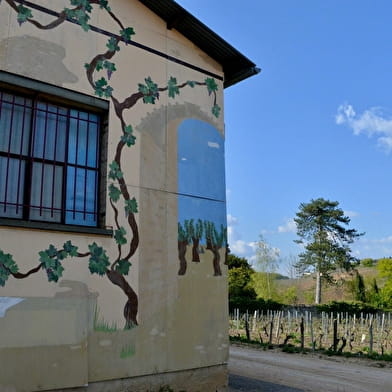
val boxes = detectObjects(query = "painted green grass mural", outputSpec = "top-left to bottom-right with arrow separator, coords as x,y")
0,0 -> 220,329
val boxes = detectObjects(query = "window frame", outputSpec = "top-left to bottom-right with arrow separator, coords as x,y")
0,71 -> 112,236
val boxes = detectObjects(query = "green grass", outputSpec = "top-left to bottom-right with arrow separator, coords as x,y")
93,306 -> 119,332
120,344 -> 135,359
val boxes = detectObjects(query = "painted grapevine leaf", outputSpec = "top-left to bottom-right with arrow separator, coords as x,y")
125,197 -> 138,215
205,77 -> 218,95
16,5 -> 33,26
108,161 -> 123,180
0,250 -> 18,273
121,125 -> 136,147
138,77 -> 159,104
46,261 -> 64,282
63,240 -> 78,257
106,37 -> 120,52
187,80 -> 196,88
168,77 -> 179,98
94,77 -> 113,98
98,0 -> 111,11
120,27 -> 135,43
212,104 -> 221,118
115,259 -> 131,275
103,61 -> 116,79
88,243 -> 110,275
109,184 -> 121,202
114,227 -> 127,245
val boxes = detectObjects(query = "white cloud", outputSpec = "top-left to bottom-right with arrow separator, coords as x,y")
351,235 -> 392,259
230,240 -> 257,256
227,214 -> 257,261
336,103 -> 392,152
207,141 -> 220,149
277,218 -> 297,233
227,214 -> 238,226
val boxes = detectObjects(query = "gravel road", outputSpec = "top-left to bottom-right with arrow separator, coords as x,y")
228,345 -> 392,392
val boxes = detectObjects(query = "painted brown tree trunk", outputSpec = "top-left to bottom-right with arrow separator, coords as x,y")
178,240 -> 188,275
191,237 -> 200,262
206,239 -> 222,276
106,270 -> 138,329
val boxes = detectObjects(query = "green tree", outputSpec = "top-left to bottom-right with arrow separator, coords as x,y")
377,258 -> 392,308
366,278 -> 381,306
254,235 -> 280,300
227,254 -> 256,300
352,270 -> 366,302
294,198 -> 364,304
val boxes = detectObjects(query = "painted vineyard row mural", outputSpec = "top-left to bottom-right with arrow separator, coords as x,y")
177,119 -> 227,276
0,0 -> 222,329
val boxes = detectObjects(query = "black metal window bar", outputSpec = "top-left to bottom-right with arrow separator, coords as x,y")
0,90 -> 100,227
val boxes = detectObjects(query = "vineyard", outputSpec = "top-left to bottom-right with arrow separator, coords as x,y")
229,309 -> 392,356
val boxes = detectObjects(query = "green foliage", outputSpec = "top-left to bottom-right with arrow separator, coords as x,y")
204,221 -> 227,247
211,104 -> 221,118
106,37 -> 120,52
377,258 -> 392,278
252,272 -> 284,302
121,125 -> 136,147
227,253 -> 257,306
167,77 -> 180,98
227,254 -> 250,270
120,344 -> 135,358
64,0 -> 96,32
187,80 -> 196,88
99,60 -> 116,79
138,77 -> 159,104
115,259 -> 131,275
361,258 -> 375,267
17,5 -> 33,25
281,286 -> 299,305
120,27 -> 135,43
351,270 -> 366,302
377,258 -> 392,307
98,0 -> 111,11
94,77 -> 113,98
88,243 -> 110,275
178,222 -> 189,242
108,161 -> 123,180
229,296 -> 283,313
0,250 -> 18,286
39,245 -> 67,282
114,227 -> 127,245
125,197 -> 138,215
294,198 -> 363,303
94,306 -> 118,332
316,301 -> 379,316
108,183 -> 121,202
205,77 -> 218,95
63,240 -> 78,257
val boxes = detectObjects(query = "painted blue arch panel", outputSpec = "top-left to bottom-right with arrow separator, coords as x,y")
178,119 -> 227,242
178,119 -> 225,201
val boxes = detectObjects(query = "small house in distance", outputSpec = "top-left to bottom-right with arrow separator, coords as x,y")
0,1 -> 258,391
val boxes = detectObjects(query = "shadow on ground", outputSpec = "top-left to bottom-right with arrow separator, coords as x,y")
228,374 -> 305,392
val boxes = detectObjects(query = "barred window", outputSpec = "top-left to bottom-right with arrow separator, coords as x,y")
0,89 -> 102,227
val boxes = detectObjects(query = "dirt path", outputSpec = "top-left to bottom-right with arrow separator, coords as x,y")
228,345 -> 392,392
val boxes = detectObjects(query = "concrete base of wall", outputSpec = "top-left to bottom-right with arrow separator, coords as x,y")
53,364 -> 228,392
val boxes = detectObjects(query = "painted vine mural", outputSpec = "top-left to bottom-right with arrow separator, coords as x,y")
0,0 -> 221,329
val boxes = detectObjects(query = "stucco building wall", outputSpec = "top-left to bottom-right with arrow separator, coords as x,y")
0,1 -> 228,391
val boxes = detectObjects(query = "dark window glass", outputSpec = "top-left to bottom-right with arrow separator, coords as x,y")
0,90 -> 101,227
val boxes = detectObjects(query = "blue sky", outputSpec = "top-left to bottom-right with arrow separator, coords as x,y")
177,0 -> 392,272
